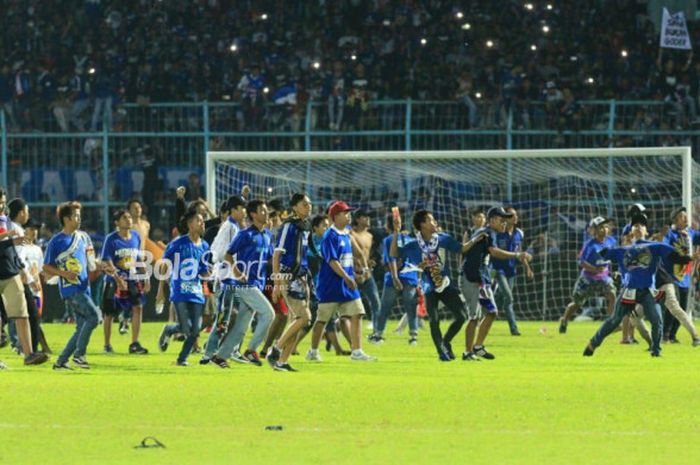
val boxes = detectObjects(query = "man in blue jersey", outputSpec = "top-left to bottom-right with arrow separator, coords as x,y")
391,209 -> 488,361
156,210 -> 210,366
461,207 -> 533,361
209,200 -> 275,369
45,201 -> 112,370
559,216 -> 617,333
100,209 -> 149,354
662,206 -> 700,343
267,193 -> 313,371
200,195 -> 246,364
584,214 -> 692,357
307,201 -> 376,362
492,207 -> 533,336
371,214 -> 420,345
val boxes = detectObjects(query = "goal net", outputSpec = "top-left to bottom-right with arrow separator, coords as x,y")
207,148 -> 699,321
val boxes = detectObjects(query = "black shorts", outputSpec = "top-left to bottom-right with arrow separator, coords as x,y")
101,279 -> 119,317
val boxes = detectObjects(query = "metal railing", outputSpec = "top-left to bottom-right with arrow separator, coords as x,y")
1,99 -> 698,235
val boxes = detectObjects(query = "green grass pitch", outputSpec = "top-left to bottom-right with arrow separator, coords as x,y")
2,320 -> 699,465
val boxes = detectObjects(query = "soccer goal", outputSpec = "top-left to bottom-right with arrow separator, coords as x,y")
207,147 -> 699,321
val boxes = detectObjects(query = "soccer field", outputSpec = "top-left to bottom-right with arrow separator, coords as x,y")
2,321 -> 699,465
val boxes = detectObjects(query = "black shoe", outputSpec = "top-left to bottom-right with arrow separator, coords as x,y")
583,345 -> 594,356
443,342 -> 456,360
129,342 -> 149,354
210,356 -> 230,368
266,346 -> 281,366
559,320 -> 567,334
174,334 -> 186,342
158,326 -> 170,352
199,356 -> 211,365
651,351 -> 661,357
273,362 -> 298,372
511,330 -> 521,336
72,356 -> 90,369
0,332 -> 8,348
438,350 -> 452,362
325,338 -> 332,352
473,345 -> 494,360
462,352 -> 480,361
53,362 -> 73,371
24,352 -> 49,366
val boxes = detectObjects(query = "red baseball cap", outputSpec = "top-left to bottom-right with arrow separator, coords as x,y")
328,201 -> 355,219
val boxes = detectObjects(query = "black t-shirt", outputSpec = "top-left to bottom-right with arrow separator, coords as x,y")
0,239 -> 23,280
461,227 -> 497,284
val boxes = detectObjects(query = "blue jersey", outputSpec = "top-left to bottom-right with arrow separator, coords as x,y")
227,225 -> 273,290
101,230 -> 141,283
44,231 -> 93,299
275,220 -> 309,273
602,240 -> 674,289
382,233 -> 419,288
461,227 -> 498,285
397,233 -> 462,293
579,236 -> 617,281
162,235 -> 210,304
317,226 -> 360,303
492,228 -> 525,278
663,228 -> 700,288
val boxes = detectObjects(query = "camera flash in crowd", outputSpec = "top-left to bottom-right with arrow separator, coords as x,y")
630,187 -> 637,194
89,67 -> 96,74
260,13 -> 268,20
546,4 -> 553,10
475,92 -> 482,99
312,61 -> 321,69
586,77 -> 595,84
229,44 -> 237,52
267,187 -> 273,193
621,49 -> 628,58
486,40 -> 494,48
263,87 -> 269,94
382,19 -> 391,26
530,44 -> 537,51
455,12 -> 463,19
420,38 -> 427,45
542,25 -> 550,33
351,54 -> 357,61
461,23 -> 471,30
524,3 -> 534,11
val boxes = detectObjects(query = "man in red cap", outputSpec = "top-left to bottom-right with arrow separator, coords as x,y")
306,201 -> 376,362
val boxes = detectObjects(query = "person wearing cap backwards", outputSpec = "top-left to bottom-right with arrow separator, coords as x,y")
307,201 -> 376,362
199,195 -> 247,365
559,216 -> 617,334
461,207 -> 533,361
661,206 -> 700,344
584,214 -> 692,357
391,209 -> 494,361
491,207 -> 533,337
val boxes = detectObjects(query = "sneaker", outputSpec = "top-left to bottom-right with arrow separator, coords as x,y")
305,349 -> 322,362
462,352 -> 480,361
210,356 -> 230,368
473,345 -> 495,360
368,335 -> 385,345
104,344 -> 114,354
350,350 -> 377,361
129,342 -> 148,354
243,350 -> 263,366
408,337 -> 417,346
442,342 -> 456,360
52,362 -> 73,371
583,345 -> 595,356
119,319 -> 129,335
176,360 -> 189,366
230,350 -> 250,364
273,362 -> 298,372
0,332 -> 8,348
692,338 -> 700,347
438,351 -> 452,362
650,351 -> 661,357
260,348 -> 268,359
72,356 -> 90,369
199,356 -> 211,365
630,338 -> 640,345
267,346 -> 281,365
24,352 -> 49,366
558,319 -> 567,334
174,334 -> 186,342
511,330 -> 522,336
620,338 -> 632,345
158,326 -> 170,352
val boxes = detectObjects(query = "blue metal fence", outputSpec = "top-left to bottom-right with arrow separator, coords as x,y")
1,99 -> 697,235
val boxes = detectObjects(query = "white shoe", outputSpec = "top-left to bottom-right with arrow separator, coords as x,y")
305,349 -> 322,362
230,350 -> 250,364
351,350 -> 377,361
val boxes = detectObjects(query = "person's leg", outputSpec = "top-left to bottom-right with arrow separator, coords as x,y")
400,285 -> 419,339
309,302 -> 335,353
359,277 -> 381,331
245,289 -> 275,351
588,295 -> 629,352
662,284 -> 698,340
669,286 -> 689,341
73,293 -> 101,359
57,297 -> 82,365
375,285 -> 398,337
104,315 -> 113,348
441,287 -> 466,347
639,291 -> 663,356
177,302 -> 203,363
277,296 -> 311,364
424,291 -> 443,354
496,273 -> 518,334
216,300 -> 254,360
203,286 -> 232,358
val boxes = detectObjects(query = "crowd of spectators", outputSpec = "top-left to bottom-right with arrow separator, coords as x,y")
2,0 -> 700,133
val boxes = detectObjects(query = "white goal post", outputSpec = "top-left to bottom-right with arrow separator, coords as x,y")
206,147 -> 697,321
